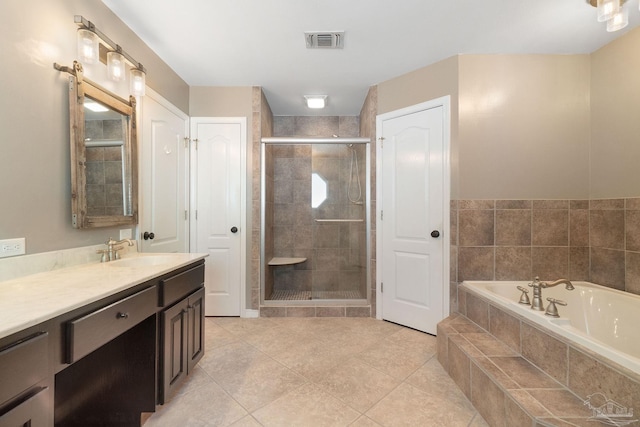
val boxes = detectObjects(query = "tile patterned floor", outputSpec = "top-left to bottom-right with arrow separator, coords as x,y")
144,317 -> 489,427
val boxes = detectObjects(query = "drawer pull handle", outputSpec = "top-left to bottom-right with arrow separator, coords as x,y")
116,312 -> 129,319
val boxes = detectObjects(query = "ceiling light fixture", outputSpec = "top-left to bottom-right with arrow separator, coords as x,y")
588,0 -> 633,32
73,15 -> 147,96
304,95 -> 327,109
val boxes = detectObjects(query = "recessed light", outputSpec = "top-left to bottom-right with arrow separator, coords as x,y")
304,95 -> 327,109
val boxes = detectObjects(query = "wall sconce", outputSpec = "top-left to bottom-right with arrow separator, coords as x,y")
74,16 -> 147,95
304,95 -> 328,109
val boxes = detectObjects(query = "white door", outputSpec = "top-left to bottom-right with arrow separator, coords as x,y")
190,118 -> 245,316
377,98 -> 450,334
140,89 -> 189,253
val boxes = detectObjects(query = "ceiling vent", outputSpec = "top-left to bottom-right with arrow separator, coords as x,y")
305,31 -> 344,49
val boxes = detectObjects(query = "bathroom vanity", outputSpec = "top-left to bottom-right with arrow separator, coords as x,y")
0,252 -> 206,426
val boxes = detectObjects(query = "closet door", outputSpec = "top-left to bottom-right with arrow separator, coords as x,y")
190,118 -> 246,316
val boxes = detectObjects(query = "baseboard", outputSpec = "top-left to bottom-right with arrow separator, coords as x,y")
242,309 -> 259,318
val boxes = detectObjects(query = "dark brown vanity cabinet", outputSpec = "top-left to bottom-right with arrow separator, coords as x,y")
159,264 -> 205,404
0,331 -> 51,427
0,259 -> 205,426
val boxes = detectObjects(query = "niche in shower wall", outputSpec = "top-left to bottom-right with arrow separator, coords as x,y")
261,117 -> 370,303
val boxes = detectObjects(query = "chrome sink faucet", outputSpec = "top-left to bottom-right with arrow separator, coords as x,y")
527,277 -> 574,311
97,238 -> 134,262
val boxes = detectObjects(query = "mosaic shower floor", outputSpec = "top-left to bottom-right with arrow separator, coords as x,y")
269,289 -> 364,300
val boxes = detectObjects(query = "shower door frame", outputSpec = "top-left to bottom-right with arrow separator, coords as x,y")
260,137 -> 371,306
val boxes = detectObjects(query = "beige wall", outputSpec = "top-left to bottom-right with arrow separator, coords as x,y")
189,86 -> 253,117
0,0 -> 188,254
377,55 -> 460,198
458,55 -> 591,200
590,28 -> 640,199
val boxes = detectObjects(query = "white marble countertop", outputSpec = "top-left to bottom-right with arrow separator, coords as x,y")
0,252 -> 207,340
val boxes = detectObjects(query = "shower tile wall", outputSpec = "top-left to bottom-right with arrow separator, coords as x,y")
84,119 -> 125,216
452,198 -> 640,305
252,87 -> 274,309
359,86 -> 378,315
266,116 -> 367,300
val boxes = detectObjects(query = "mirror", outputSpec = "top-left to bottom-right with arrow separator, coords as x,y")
67,61 -> 138,228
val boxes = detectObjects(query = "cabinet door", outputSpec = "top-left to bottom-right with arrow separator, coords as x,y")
0,386 -> 49,427
187,287 -> 205,373
161,298 -> 189,403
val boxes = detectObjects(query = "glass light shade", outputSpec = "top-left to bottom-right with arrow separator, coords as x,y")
77,29 -> 98,64
597,0 -> 620,22
607,8 -> 629,31
107,51 -> 126,82
130,68 -> 146,96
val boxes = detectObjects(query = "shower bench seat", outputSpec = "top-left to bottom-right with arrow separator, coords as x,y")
267,257 -> 307,266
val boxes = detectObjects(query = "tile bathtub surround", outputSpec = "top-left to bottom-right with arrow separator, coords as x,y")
454,198 -> 640,295
144,316 -> 488,427
437,314 -> 632,427
439,293 -> 640,427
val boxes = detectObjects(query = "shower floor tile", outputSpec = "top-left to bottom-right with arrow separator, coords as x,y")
270,289 -> 363,300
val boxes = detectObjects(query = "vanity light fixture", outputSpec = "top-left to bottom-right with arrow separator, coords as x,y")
588,0 -> 633,32
305,95 -> 327,109
74,15 -> 147,94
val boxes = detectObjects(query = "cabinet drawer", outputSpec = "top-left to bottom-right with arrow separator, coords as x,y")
0,332 -> 48,407
67,286 -> 156,363
0,386 -> 49,427
160,264 -> 204,307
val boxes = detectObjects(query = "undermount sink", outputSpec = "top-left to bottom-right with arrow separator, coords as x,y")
109,256 -> 176,268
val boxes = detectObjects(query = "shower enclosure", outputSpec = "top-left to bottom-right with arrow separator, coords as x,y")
261,137 -> 370,303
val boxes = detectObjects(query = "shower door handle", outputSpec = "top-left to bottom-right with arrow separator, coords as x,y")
230,226 -> 238,233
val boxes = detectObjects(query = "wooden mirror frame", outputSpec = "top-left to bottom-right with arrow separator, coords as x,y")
67,61 -> 138,229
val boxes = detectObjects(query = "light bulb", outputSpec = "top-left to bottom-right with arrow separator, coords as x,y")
107,51 -> 126,82
77,29 -> 98,64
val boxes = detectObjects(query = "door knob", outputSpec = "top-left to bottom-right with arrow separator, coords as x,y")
230,226 -> 238,233
143,231 -> 155,240
431,230 -> 440,238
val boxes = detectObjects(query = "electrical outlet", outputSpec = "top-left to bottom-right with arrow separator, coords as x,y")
119,229 -> 132,240
0,238 -> 26,258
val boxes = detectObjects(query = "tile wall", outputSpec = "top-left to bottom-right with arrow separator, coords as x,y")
251,87 -> 274,310
359,86 -> 378,316
452,198 -> 640,301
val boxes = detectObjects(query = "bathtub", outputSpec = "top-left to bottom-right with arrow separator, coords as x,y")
461,280 -> 640,376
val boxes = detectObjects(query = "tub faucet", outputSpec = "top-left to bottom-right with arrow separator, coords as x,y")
97,238 -> 134,262
528,277 -> 574,311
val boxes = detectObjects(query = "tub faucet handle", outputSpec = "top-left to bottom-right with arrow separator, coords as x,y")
528,277 -> 545,311
545,297 -> 567,318
516,286 -> 531,305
